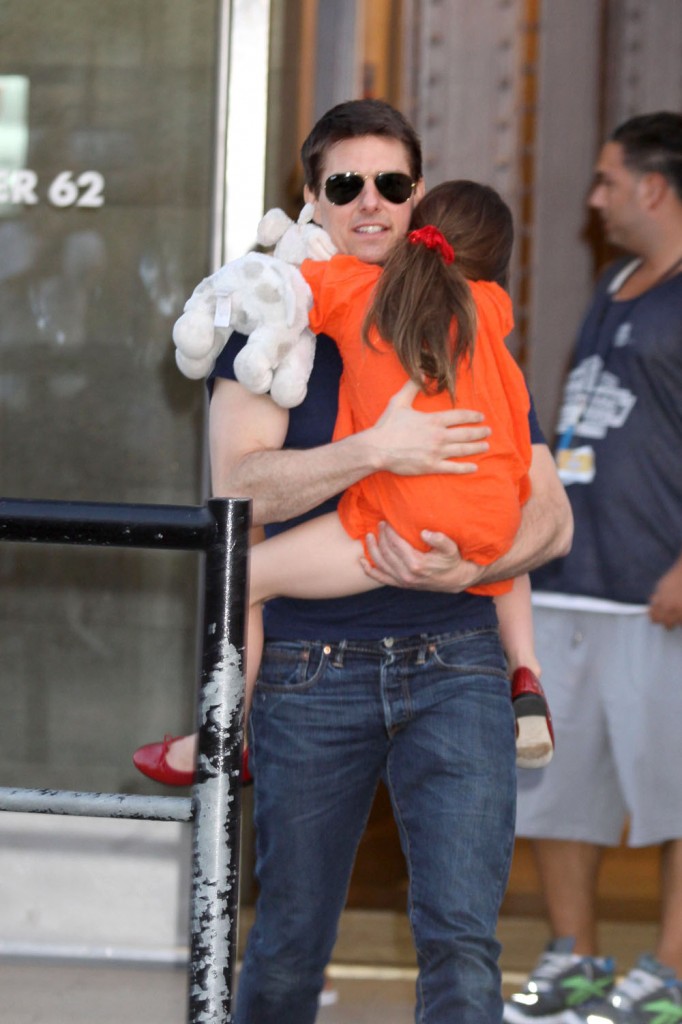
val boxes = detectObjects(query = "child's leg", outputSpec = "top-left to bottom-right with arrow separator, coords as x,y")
134,514 -> 377,782
494,574 -> 540,676
494,575 -> 554,770
243,511 -> 375,730
152,589 -> 266,778
249,511 -> 380,604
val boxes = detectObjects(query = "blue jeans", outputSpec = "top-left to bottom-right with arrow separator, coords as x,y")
235,628 -> 516,1024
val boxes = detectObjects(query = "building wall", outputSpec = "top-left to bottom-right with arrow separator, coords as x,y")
401,0 -> 682,435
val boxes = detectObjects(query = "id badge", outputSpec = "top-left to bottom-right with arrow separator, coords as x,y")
556,445 -> 595,484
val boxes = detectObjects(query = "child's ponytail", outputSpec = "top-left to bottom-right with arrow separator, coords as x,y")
363,223 -> 477,400
362,179 -> 514,401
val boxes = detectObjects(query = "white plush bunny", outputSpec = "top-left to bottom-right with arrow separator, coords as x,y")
172,204 -> 336,407
256,201 -> 337,264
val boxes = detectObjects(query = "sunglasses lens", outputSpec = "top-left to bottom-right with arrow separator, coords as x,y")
324,172 -> 415,205
324,173 -> 364,205
375,173 -> 414,204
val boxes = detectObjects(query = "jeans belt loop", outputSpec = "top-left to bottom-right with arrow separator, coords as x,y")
331,640 -> 347,669
416,634 -> 429,665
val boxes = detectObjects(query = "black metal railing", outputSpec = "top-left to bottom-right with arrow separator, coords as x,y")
0,495 -> 250,1023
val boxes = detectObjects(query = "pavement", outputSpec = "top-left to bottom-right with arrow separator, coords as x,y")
1,915 -> 659,1023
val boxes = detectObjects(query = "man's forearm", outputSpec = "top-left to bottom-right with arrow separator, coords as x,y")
223,431 -> 380,526
359,443 -> 574,593
211,378 -> 491,527
475,444 -> 573,583
475,476 -> 573,584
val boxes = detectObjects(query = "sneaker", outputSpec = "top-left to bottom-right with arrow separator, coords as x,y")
318,977 -> 339,1007
562,954 -> 682,1023
503,937 -> 615,1023
511,667 -> 555,769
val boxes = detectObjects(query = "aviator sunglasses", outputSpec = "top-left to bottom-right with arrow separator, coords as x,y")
323,171 -> 416,206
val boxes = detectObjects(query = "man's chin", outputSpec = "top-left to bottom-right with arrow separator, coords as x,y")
348,233 -> 394,265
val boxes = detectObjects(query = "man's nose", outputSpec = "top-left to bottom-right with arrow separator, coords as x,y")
588,184 -> 602,209
358,178 -> 381,209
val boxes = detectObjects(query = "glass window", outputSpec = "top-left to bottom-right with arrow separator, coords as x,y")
0,0 -> 219,793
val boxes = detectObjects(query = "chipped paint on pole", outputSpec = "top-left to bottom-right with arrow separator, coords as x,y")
188,497 -> 250,1023
0,494 -> 251,1021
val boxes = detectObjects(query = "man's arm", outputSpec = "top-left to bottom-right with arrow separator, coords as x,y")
649,552 -> 682,629
209,377 -> 492,526
360,443 -> 573,591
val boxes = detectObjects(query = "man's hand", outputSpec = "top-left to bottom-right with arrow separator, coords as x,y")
368,380 -> 490,476
359,443 -> 573,593
361,523 -> 486,593
649,556 -> 682,629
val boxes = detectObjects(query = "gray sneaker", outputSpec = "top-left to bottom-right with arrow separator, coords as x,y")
562,953 -> 682,1023
503,938 -> 615,1023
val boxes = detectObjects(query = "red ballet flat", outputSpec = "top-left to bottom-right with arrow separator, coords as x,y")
511,667 -> 555,769
133,736 -> 254,787
133,735 -> 194,787
241,745 -> 253,787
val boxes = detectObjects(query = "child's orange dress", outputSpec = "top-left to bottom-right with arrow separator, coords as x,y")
300,254 -> 531,596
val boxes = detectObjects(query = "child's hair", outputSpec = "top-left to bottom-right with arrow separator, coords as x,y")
363,179 -> 514,398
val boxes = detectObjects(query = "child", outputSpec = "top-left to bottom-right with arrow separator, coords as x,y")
134,180 -> 553,786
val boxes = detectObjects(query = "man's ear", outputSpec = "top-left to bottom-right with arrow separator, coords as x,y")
639,170 -> 668,210
414,178 -> 426,203
303,184 -> 321,224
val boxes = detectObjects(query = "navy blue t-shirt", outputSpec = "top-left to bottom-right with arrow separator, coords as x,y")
533,259 -> 682,603
211,330 -> 545,641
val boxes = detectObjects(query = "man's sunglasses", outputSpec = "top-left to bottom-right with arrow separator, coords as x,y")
323,171 -> 416,206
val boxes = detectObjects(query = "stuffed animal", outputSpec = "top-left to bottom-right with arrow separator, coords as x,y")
256,201 -> 336,264
172,204 -> 336,407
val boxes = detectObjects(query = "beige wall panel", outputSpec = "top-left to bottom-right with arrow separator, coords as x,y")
605,0 -> 682,127
401,0 -> 526,352
526,0 -> 602,435
405,0 -> 522,195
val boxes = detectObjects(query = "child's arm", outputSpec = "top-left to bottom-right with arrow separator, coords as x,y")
495,576 -> 554,769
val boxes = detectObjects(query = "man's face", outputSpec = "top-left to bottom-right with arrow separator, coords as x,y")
588,141 -> 647,251
304,135 -> 425,265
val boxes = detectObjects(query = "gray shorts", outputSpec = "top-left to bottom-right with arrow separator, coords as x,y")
515,601 -> 682,847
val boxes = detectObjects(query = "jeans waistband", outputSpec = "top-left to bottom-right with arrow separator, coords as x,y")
266,626 -> 499,668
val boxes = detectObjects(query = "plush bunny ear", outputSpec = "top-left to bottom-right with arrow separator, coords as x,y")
256,207 -> 294,248
297,202 -> 316,226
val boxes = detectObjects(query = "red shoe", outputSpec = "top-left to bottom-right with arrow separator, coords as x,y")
511,667 -> 554,769
241,746 -> 253,787
133,736 -> 254,787
133,735 -> 194,787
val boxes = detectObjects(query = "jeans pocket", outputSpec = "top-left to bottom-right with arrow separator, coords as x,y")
429,628 -> 508,678
257,641 -> 330,694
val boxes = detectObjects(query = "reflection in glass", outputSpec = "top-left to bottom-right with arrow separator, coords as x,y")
0,1 -> 219,794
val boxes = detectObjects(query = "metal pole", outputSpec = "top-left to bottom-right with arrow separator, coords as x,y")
188,496 -> 250,1023
0,497 -> 214,551
0,787 -> 191,822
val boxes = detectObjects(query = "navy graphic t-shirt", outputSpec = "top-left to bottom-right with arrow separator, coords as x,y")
534,259 -> 682,604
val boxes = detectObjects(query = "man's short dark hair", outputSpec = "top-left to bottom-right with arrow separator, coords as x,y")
612,111 -> 682,200
301,98 -> 423,194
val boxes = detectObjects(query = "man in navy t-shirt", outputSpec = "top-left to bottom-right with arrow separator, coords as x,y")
506,112 -> 682,1024
209,100 -> 573,1023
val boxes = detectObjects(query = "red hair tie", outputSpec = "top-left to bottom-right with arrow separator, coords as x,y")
408,225 -> 455,264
